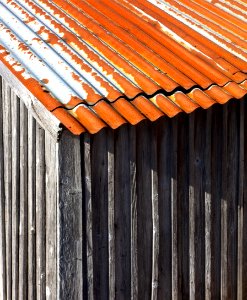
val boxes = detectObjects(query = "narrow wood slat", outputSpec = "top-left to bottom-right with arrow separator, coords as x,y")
242,100 -> 247,299
45,131 -> 57,299
36,124 -> 46,300
171,118 -> 178,300
107,130 -> 115,300
189,111 -> 206,299
221,104 -> 229,300
91,129 -> 109,299
151,124 -> 159,300
177,115 -> 190,298
19,101 -> 28,300
205,109 -> 212,300
0,77 -> 7,300
115,126 -> 131,299
130,126 -> 138,300
136,121 -> 152,300
58,131 -> 83,299
237,100 -> 245,300
226,102 -> 239,299
2,81 -> 12,300
11,91 -> 20,300
157,118 -> 172,299
210,105 -> 222,299
83,133 -> 94,300
27,113 -> 36,300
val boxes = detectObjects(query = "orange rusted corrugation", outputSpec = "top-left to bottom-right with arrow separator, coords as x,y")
0,0 -> 246,134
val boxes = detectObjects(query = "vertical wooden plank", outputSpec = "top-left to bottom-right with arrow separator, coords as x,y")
136,121 -> 152,300
0,77 -> 7,300
91,129 -> 109,299
242,100 -> 247,299
226,102 -> 238,299
157,118 -> 172,300
177,114 -> 190,299
130,126 -> 138,300
221,102 -> 239,299
11,92 -> 20,300
221,104 -> 228,300
171,118 -> 178,300
107,130 -> 115,300
237,100 -> 244,300
205,109 -> 212,300
2,81 -> 12,300
189,110 -> 206,300
189,113 -> 196,300
28,113 -> 36,300
151,124 -> 159,300
115,125 -> 131,300
45,132 -> 57,300
36,124 -> 46,300
83,133 -> 94,300
210,105 -> 222,299
19,100 -> 28,300
57,130 -> 83,300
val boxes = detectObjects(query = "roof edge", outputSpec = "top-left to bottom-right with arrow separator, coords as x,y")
0,61 -> 62,141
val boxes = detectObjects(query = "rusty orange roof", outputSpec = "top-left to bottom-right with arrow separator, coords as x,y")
0,0 -> 246,134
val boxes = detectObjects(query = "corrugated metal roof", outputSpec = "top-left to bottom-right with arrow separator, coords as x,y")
0,0 -> 246,134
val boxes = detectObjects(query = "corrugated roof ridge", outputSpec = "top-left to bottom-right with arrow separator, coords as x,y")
150,0 -> 247,61
127,0 -> 247,73
83,0 -> 234,86
170,0 -> 247,39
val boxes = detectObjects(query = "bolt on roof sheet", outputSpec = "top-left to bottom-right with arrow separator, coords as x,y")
0,0 -> 246,134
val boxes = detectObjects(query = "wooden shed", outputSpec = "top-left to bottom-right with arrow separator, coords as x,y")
0,0 -> 247,299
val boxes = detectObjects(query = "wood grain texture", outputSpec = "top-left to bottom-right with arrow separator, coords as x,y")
45,132 -> 57,300
19,99 -> 28,300
0,62 -> 61,140
83,133 -> 94,300
91,129 -> 109,300
11,91 -> 20,300
114,126 -> 131,300
0,77 -> 7,300
0,76 -> 246,300
136,121 -> 152,300
157,117 -> 172,300
130,126 -> 138,300
57,130 -> 83,300
2,81 -> 12,300
36,124 -> 46,300
27,112 -> 36,300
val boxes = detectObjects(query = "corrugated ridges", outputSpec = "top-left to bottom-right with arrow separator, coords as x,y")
0,0 -> 246,134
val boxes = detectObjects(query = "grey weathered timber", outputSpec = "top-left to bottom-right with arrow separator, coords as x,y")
19,100 -> 28,300
45,131 -> 57,300
0,77 -> 6,300
83,133 -> 94,300
27,112 -> 36,300
107,130 -> 115,300
11,91 -> 20,300
0,78 -> 58,299
2,81 -> 12,300
0,72 -> 246,300
57,130 -> 83,300
0,62 -> 61,140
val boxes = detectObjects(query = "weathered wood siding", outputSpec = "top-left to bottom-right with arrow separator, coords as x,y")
0,77 -> 57,300
59,99 -> 247,299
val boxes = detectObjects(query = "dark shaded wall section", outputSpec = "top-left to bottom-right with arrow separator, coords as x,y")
78,99 -> 246,300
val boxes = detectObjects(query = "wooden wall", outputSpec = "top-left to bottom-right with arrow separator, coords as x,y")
60,98 -> 247,299
0,77 -> 57,300
0,71 -> 246,300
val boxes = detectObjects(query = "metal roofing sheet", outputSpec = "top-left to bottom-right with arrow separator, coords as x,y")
0,0 -> 246,134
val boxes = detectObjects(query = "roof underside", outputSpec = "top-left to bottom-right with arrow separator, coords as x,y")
0,0 -> 247,134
